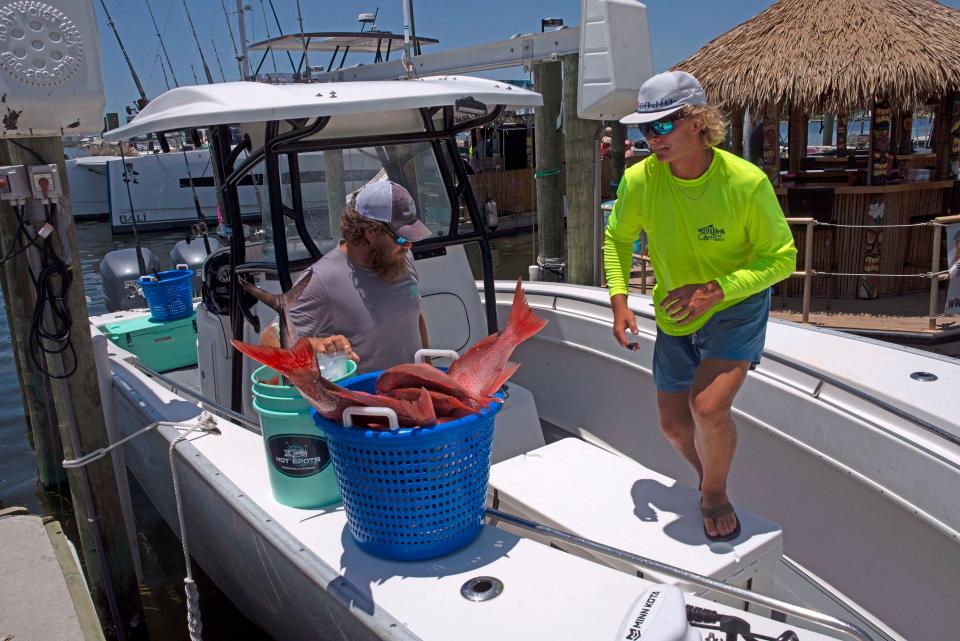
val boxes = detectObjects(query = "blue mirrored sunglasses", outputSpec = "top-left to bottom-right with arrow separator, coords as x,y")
639,112 -> 685,138
382,224 -> 410,245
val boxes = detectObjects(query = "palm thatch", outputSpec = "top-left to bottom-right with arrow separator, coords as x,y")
673,0 -> 960,113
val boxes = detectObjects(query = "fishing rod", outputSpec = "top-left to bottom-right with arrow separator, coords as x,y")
263,0 -> 297,72
118,144 -> 148,275
156,53 -> 171,91
182,0 -> 215,84
180,137 -> 213,254
98,0 -> 149,108
257,0 -> 280,77
144,0 -> 179,87
211,39 -> 227,82
190,64 -> 199,85
218,0 -> 243,79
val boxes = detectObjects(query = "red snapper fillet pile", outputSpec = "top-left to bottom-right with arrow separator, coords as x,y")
232,279 -> 547,428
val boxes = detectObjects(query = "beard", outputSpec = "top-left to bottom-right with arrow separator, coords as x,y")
369,242 -> 409,282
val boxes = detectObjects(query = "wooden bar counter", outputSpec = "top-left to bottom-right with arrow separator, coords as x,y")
774,179 -> 953,299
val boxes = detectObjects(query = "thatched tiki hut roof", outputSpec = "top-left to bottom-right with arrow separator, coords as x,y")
673,0 -> 960,114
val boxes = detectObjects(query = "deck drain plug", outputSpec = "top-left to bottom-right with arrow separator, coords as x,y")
460,576 -> 503,602
910,371 -> 938,382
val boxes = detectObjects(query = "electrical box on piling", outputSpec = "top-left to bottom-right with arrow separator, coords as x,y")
576,0 -> 654,121
0,0 -> 105,137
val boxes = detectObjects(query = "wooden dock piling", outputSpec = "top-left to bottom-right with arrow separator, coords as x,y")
562,53 -> 600,286
0,137 -> 142,640
533,60 -> 564,279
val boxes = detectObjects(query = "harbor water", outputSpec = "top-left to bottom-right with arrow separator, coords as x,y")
0,220 -> 537,640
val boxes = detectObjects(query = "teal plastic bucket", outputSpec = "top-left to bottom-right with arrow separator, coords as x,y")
251,361 -> 357,412
253,398 -> 341,509
250,361 -> 356,508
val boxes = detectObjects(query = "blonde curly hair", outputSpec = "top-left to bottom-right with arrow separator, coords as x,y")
680,104 -> 728,149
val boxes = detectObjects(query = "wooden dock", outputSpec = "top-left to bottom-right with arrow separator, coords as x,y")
0,508 -> 105,641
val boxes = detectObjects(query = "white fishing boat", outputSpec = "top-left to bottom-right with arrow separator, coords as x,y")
87,15 -> 960,641
67,155 -> 116,220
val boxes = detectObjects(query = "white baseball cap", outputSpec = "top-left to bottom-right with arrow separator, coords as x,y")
620,71 -> 706,125
354,180 -> 432,243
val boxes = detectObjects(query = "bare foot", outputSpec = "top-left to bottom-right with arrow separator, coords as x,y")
700,491 -> 738,538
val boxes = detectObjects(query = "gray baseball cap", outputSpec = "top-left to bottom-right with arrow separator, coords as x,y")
355,180 -> 431,243
620,71 -> 706,125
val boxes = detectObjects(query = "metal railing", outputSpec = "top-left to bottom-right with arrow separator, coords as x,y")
626,214 -> 959,326
785,215 -> 960,326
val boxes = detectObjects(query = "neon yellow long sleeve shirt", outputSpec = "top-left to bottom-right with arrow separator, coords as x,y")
603,148 -> 797,336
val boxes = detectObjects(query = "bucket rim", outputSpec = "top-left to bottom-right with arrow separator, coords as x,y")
251,360 -> 357,391
252,397 -> 315,419
311,370 -> 504,439
138,268 -> 194,285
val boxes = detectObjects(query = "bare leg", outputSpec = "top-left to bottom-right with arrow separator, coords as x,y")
689,359 -> 750,538
656,390 -> 703,484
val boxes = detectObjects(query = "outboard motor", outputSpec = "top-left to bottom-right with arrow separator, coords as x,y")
99,247 -> 162,312
170,237 -> 222,295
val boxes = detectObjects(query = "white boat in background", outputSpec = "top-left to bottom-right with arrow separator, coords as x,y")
67,155 -> 116,219
68,145 -> 383,232
103,148 -> 263,232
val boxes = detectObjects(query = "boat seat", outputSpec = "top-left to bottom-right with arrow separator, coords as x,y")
488,438 -> 783,611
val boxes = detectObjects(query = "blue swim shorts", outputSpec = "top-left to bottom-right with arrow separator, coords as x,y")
652,289 -> 771,393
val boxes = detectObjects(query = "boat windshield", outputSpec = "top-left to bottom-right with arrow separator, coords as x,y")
261,142 -> 454,261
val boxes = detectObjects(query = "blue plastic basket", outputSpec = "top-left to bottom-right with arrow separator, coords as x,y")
139,269 -> 194,321
312,371 -> 502,561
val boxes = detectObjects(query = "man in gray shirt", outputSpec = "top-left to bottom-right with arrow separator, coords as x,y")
285,180 -> 433,374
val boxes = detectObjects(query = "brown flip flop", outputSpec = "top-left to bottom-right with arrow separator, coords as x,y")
700,501 -> 742,542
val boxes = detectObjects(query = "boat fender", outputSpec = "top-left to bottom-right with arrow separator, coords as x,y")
616,585 -> 700,641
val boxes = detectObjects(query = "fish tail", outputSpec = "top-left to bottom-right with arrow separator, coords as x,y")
502,278 -> 547,346
484,361 -> 521,397
238,278 -> 283,313
238,271 -> 313,315
231,336 -> 318,378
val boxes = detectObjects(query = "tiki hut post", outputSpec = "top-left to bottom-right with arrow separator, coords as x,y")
868,97 -> 893,186
898,110 -> 914,154
836,113 -> 848,156
821,114 -> 835,147
933,92 -> 958,180
788,106 -> 805,173
729,106 -> 745,157
760,103 -> 780,183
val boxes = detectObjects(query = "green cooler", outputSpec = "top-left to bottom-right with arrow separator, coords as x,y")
100,313 -> 198,372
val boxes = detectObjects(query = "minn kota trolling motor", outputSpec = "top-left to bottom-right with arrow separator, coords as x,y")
617,585 -> 800,641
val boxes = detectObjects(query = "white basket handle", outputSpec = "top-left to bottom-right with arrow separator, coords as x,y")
342,406 -> 399,430
175,263 -> 190,270
414,349 -> 460,364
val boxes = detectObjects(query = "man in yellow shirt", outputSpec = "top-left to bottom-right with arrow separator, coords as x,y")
605,72 -> 797,541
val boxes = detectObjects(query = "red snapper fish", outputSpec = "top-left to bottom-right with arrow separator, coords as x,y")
232,337 -> 436,428
447,278 -> 547,397
375,363 -> 491,407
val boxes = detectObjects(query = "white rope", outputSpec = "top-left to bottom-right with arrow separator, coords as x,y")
63,413 -> 220,469
168,412 -> 219,641
63,412 -> 218,640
